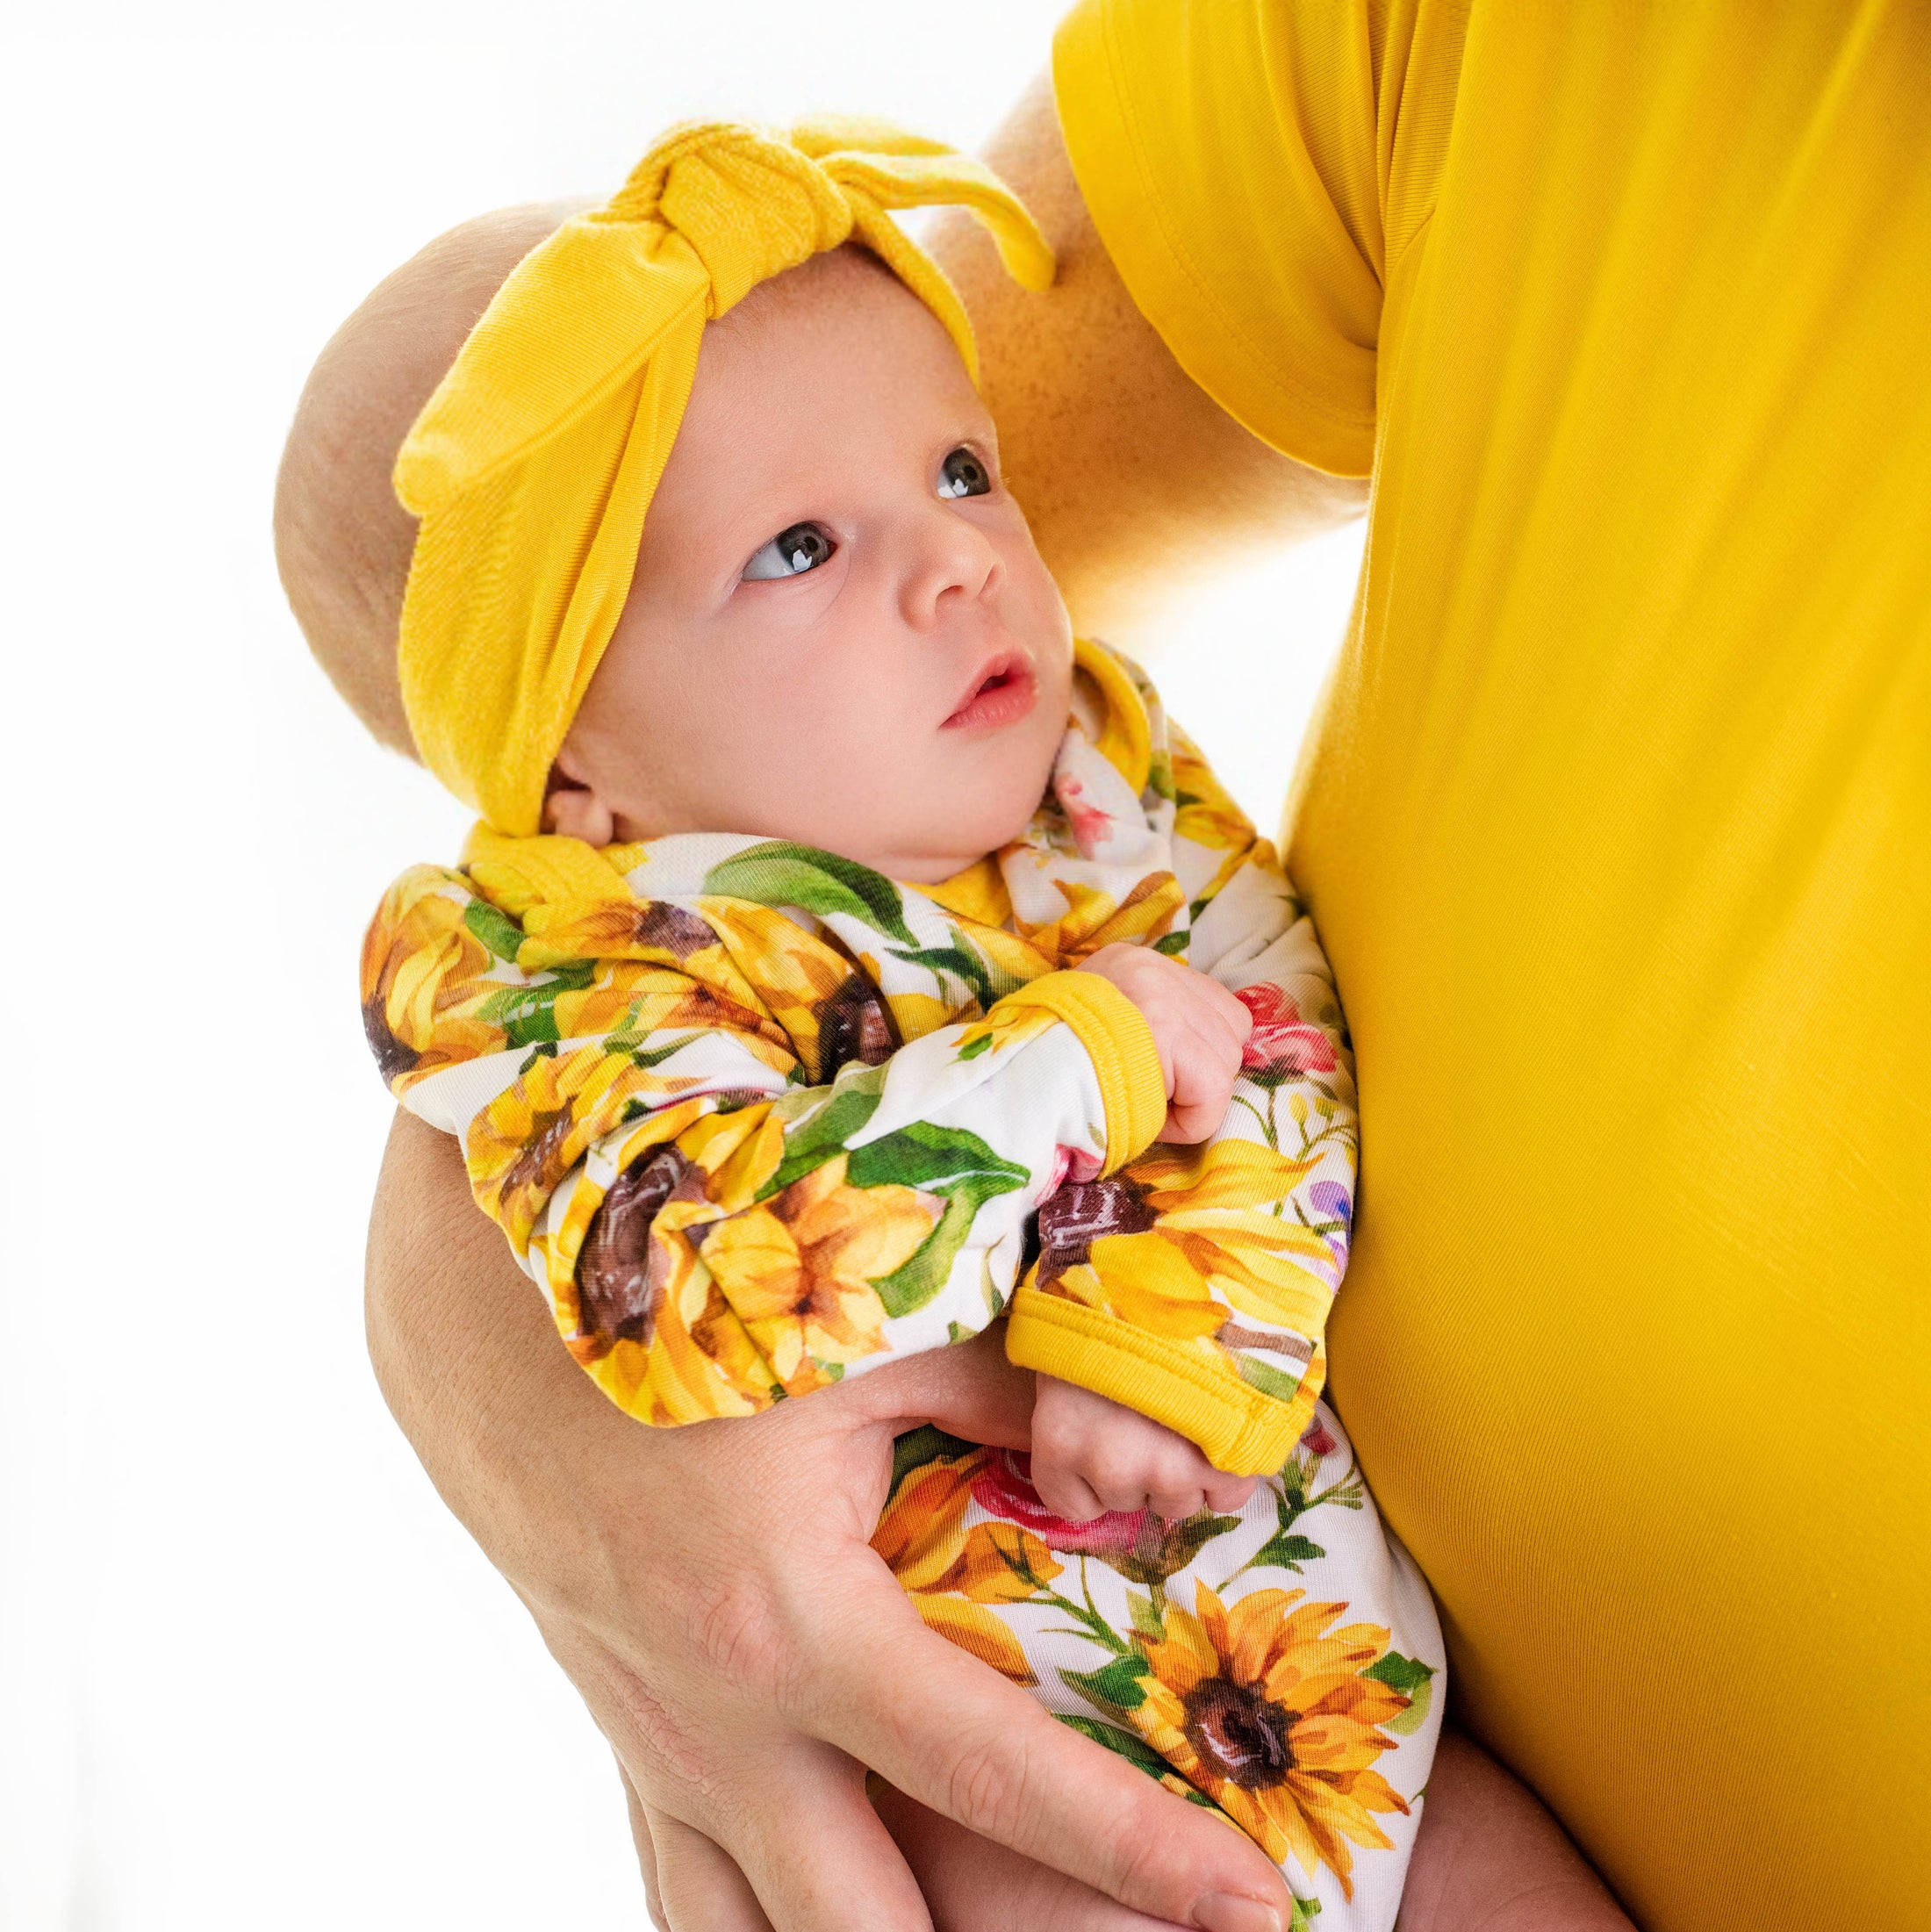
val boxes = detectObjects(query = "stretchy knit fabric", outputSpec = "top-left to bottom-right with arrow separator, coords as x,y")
1055,4 -> 1931,1925
366,643 -> 1354,1474
363,642 -> 1446,1921
394,118 -> 1052,836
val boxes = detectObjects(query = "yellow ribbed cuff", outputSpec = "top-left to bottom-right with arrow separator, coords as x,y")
1005,1286 -> 1318,1477
994,971 -> 1166,1173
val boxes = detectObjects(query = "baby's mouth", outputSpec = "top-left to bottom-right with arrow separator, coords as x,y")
944,650 -> 1037,732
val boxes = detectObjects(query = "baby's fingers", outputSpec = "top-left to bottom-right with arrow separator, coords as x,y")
1201,1466 -> 1259,1514
1159,1021 -> 1244,1142
1031,1457 -> 1109,1524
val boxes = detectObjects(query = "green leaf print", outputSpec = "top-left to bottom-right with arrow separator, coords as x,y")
845,1120 -> 1029,1196
1054,1713 -> 1174,1782
476,959 -> 595,1049
1289,1899 -> 1323,1928
887,1422 -> 979,1503
1362,1651 -> 1434,1697
704,843 -> 916,945
1364,1650 -> 1437,1736
1124,1588 -> 1165,1641
1152,930 -> 1190,958
1246,1531 -> 1325,1576
887,943 -> 993,1009
871,1181 -> 1004,1318
463,897 -> 527,963
1062,1653 -> 1152,1713
758,1078 -> 887,1198
849,1124 -> 1029,1318
1236,1354 -> 1307,1405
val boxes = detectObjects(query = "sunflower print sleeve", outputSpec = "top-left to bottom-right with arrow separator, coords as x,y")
360,833 -> 1165,1428
1003,700 -> 1360,1478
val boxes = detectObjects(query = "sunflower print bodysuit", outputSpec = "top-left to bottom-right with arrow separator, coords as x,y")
363,641 -> 1445,1925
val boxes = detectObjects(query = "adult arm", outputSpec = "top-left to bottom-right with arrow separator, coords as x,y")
369,1109 -> 1296,1932
363,73 -> 1355,1932
928,72 -> 1367,646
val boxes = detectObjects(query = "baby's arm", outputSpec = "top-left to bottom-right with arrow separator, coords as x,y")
1035,940 -> 1261,1521
1004,722 -> 1360,1483
361,858 -> 1180,1425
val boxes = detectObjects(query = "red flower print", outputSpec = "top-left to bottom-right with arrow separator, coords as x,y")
972,1450 -> 1150,1558
1055,772 -> 1116,854
1044,1142 -> 1105,1197
1235,984 -> 1337,1079
973,1450 -> 1244,1584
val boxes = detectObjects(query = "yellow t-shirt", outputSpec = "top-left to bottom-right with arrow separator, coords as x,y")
1056,4 -> 1930,1926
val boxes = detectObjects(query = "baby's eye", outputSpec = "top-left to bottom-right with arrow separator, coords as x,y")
937,447 -> 992,499
742,522 -> 837,581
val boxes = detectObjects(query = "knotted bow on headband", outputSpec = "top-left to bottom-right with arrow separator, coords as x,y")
393,118 -> 1056,835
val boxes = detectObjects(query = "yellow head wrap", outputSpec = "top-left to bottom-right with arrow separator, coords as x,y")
392,117 -> 1055,835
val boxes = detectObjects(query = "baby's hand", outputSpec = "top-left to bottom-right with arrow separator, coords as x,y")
1030,1375 -> 1258,1523
1074,943 -> 1253,1143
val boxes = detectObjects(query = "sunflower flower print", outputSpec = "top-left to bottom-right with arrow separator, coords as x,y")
698,1153 -> 941,1391
1118,1584 -> 1414,1899
364,640 -> 1359,1465
876,1418 -> 1442,1928
363,639 -> 1440,1922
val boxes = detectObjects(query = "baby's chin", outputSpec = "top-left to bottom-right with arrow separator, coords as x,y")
887,775 -> 1052,882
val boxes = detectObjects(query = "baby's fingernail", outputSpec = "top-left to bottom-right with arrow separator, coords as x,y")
1193,1894 -> 1284,1932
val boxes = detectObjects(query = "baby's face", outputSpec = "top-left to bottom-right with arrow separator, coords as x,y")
549,249 -> 1074,883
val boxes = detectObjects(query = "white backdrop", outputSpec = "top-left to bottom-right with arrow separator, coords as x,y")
1,13 -> 1363,1928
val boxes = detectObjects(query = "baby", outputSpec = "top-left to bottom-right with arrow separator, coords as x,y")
314,121 -> 1618,1932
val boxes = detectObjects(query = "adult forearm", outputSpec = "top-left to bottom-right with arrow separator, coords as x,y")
364,1108 -> 628,1615
929,72 -> 1367,643
361,1113 -> 1298,1932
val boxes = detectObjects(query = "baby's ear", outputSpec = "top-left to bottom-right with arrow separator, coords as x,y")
542,765 -> 618,845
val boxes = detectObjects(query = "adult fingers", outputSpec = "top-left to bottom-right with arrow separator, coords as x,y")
619,1763 -> 668,1929
805,1578 -> 1295,1932
650,1804 -> 778,1932
702,1739 -> 933,1932
836,1319 -> 1036,1447
871,1780 -> 1189,1932
540,1596 -> 933,1932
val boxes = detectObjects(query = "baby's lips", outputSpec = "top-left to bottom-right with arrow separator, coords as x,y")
942,652 -> 1037,731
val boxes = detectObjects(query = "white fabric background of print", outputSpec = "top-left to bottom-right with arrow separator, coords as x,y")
0,11 -> 1367,1930
975,1400 -> 1444,1932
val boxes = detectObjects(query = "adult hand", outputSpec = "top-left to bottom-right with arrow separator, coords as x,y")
367,1110 -> 1296,1932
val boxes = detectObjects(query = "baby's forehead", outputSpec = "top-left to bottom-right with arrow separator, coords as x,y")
675,242 -> 980,453
714,241 -> 916,336
700,245 -> 962,407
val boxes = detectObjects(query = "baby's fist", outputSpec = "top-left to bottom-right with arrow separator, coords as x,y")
1030,1375 -> 1258,1523
1075,943 -> 1253,1142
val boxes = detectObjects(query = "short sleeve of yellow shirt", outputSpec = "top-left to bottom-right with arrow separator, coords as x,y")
1055,6 -> 1931,1930
1054,0 -> 1470,478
